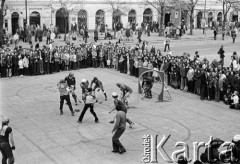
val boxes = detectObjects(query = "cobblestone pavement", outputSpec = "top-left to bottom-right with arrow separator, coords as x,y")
0,68 -> 240,164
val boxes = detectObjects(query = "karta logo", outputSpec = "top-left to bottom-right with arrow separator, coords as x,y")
142,134 -> 233,163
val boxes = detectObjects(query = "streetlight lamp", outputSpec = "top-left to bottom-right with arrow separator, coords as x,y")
25,0 -> 27,25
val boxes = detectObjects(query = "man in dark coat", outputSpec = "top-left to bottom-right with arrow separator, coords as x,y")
218,45 -> 225,67
200,69 -> 208,100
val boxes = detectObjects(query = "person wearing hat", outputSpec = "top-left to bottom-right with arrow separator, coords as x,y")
77,88 -> 99,123
57,79 -> 75,116
0,116 -> 15,164
111,92 -> 127,154
64,73 -> 78,105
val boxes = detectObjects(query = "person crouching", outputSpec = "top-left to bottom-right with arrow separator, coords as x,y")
78,88 -> 99,123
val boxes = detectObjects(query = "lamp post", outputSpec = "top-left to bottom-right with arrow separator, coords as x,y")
25,0 -> 27,25
50,0 -> 52,25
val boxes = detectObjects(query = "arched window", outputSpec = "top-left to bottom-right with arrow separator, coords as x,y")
78,10 -> 87,30
95,10 -> 105,32
30,11 -> 41,27
128,9 -> 136,24
217,12 -> 222,22
143,8 -> 152,23
11,12 -> 19,34
56,8 -> 69,33
208,12 -> 213,27
197,11 -> 202,28
231,10 -> 238,22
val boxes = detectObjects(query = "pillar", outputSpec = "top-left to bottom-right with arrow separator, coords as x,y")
105,14 -> 112,30
137,12 -> 143,27
7,18 -> 12,34
19,17 -> 23,28
121,15 -> 128,27
194,10 -> 198,29
89,15 -> 95,30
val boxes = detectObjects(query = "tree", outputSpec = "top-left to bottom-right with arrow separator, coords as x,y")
0,0 -> 7,47
218,0 -> 240,37
105,0 -> 129,39
179,0 -> 200,35
55,0 -> 80,41
143,0 -> 176,36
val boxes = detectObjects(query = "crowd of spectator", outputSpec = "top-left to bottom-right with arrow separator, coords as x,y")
0,37 -> 239,109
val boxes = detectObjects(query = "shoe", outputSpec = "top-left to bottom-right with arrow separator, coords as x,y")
95,120 -> 99,123
112,150 -> 119,153
77,121 -> 82,123
60,111 -> 63,115
119,150 -> 126,154
105,98 -> 107,101
71,111 -> 75,116
109,120 -> 114,124
75,102 -> 78,106
129,122 -> 134,128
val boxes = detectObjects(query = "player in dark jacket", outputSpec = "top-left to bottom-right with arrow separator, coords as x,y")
64,72 -> 78,105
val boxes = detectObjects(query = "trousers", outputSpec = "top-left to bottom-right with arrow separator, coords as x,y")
78,104 -> 98,122
0,142 -> 14,164
112,128 -> 126,152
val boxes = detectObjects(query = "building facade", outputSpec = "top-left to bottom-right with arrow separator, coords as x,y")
3,0 -> 240,34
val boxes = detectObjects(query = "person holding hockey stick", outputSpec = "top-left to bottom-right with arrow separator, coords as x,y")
64,72 -> 78,105
109,92 -> 134,128
90,77 -> 107,101
116,83 -> 132,108
77,88 -> 99,123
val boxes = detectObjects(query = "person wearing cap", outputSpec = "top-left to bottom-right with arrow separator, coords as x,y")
65,73 -> 78,105
77,88 -> 99,123
0,116 -> 15,164
109,92 -> 134,128
57,79 -> 75,116
111,92 -> 127,154
90,77 -> 107,100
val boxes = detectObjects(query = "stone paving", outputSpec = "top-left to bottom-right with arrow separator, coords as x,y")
0,68 -> 240,164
